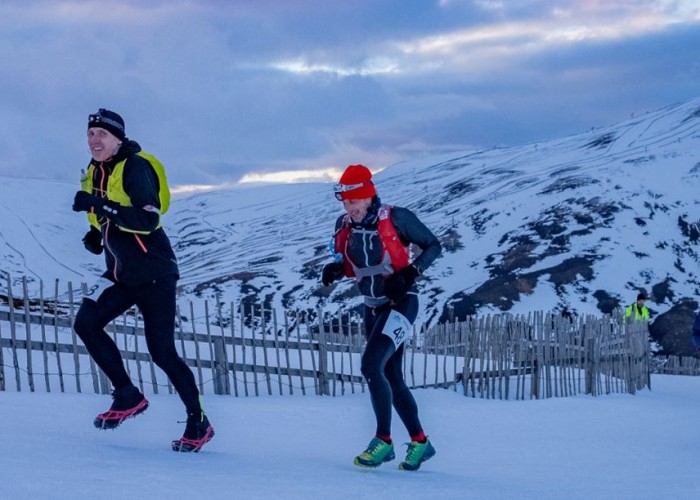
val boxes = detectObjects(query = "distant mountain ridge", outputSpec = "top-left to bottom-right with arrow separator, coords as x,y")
2,97 -> 700,355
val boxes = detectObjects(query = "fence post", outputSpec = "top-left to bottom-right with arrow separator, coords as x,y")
38,280 -> 51,393
216,301 -> 232,396
228,302 -> 240,397
67,282 -> 82,393
0,315 -> 5,391
316,308 -> 330,396
189,301 -> 205,394
98,369 -> 111,394
21,277 -> 35,392
259,303 -> 273,396
645,323 -> 652,390
54,279 -> 65,393
7,273 -> 22,391
584,324 -> 597,396
212,336 -> 229,395
204,300 -> 219,395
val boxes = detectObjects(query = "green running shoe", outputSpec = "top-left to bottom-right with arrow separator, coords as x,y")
398,439 -> 436,471
353,437 -> 395,468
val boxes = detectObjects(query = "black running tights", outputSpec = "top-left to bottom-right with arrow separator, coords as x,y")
74,275 -> 200,415
361,294 -> 422,438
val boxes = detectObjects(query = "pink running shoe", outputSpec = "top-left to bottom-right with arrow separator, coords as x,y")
172,412 -> 215,453
94,385 -> 149,430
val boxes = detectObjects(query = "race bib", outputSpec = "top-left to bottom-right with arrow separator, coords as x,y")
381,310 -> 412,349
83,277 -> 113,302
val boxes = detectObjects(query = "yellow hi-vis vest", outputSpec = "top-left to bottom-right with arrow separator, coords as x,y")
625,303 -> 649,321
80,151 -> 170,234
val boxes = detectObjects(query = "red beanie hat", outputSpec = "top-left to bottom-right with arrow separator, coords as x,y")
335,164 -> 376,200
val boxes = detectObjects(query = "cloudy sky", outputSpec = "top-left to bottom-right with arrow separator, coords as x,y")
1,0 -> 698,190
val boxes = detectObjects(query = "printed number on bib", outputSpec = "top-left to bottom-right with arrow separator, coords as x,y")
381,310 -> 412,349
84,277 -> 113,302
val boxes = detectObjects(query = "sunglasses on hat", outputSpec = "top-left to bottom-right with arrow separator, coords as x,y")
333,182 -> 369,201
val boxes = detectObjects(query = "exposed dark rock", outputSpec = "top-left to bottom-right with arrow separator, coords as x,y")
593,290 -> 620,314
623,155 -> 655,165
313,244 -> 328,257
249,255 -> 282,266
574,212 -> 594,225
539,176 -> 600,195
300,256 -> 327,280
651,278 -> 677,304
444,180 -> 479,197
442,256 -> 597,321
441,272 -> 536,319
469,209 -> 497,236
491,236 -> 538,276
546,256 -> 596,288
584,197 -> 621,222
531,220 -> 567,240
440,228 -> 463,253
677,215 -> 700,242
649,297 -> 698,356
681,106 -> 700,123
282,285 -> 304,308
192,271 -> 268,295
585,132 -> 616,149
551,166 -> 580,176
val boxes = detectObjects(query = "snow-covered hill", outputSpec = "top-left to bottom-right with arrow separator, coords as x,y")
2,97 -> 700,353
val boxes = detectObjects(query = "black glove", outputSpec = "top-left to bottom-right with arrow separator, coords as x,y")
82,227 -> 103,255
322,262 -> 345,286
383,265 -> 419,302
72,191 -> 101,213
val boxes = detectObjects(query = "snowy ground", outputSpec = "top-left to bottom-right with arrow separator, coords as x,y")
1,375 -> 698,499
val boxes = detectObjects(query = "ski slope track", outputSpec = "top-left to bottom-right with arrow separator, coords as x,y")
2,97 -> 700,354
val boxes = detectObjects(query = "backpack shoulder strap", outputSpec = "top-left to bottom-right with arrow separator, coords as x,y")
377,205 -> 409,271
334,215 -> 355,277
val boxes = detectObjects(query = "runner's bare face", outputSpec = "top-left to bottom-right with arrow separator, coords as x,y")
88,127 -> 121,162
342,198 -> 372,223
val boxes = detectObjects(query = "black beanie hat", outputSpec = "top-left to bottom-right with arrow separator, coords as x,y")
88,108 -> 125,141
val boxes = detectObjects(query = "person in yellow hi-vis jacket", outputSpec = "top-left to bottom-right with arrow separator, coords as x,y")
625,292 -> 650,321
71,108 -> 213,452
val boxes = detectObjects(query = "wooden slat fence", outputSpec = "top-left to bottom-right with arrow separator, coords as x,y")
0,275 -> 661,400
421,310 -> 652,399
653,355 -> 700,376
